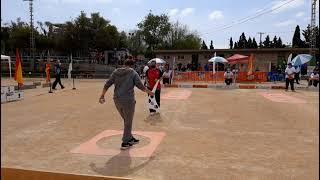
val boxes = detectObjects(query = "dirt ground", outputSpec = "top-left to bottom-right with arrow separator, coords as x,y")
1,79 -> 319,180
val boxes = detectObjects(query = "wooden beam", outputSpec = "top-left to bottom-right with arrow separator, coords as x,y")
1,168 -> 132,180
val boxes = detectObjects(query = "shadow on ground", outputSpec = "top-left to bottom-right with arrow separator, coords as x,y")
144,114 -> 163,126
89,150 -> 155,177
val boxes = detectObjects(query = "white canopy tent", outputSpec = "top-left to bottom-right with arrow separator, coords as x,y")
1,55 -> 12,78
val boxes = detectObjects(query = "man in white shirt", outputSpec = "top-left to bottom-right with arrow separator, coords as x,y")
224,68 -> 234,86
294,66 -> 300,84
308,70 -> 319,87
162,66 -> 172,84
143,64 -> 150,85
285,63 -> 295,91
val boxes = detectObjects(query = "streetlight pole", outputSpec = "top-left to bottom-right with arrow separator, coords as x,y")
23,0 -> 35,72
257,32 -> 265,48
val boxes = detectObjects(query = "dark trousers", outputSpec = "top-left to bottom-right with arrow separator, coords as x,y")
225,78 -> 232,85
52,76 -> 64,89
285,78 -> 294,90
309,79 -> 319,87
148,88 -> 161,113
114,100 -> 136,143
294,73 -> 300,84
163,78 -> 170,84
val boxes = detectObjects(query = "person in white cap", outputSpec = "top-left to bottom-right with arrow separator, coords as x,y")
285,63 -> 295,92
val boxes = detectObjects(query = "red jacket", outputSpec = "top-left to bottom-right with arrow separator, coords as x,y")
146,68 -> 162,90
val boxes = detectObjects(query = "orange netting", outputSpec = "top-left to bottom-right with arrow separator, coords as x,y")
172,71 -> 267,83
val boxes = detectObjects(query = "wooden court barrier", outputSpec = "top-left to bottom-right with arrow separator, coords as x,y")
193,84 -> 208,88
1,167 -> 132,180
42,83 -> 51,88
14,84 -> 37,90
239,85 -> 256,89
33,82 -> 41,86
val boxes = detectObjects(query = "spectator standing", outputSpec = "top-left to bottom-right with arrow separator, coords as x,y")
285,63 -> 295,92
224,68 -> 234,86
146,60 -> 163,115
294,65 -> 300,84
52,60 -> 65,90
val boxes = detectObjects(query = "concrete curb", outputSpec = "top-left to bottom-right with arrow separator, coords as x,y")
164,84 -> 319,91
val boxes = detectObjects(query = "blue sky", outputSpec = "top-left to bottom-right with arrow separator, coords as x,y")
1,0 -> 318,48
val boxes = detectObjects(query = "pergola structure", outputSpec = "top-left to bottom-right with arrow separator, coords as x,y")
1,55 -> 12,78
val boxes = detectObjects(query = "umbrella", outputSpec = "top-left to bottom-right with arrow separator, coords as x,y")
148,58 -> 166,64
226,54 -> 249,65
291,54 -> 313,66
208,56 -> 228,63
208,56 -> 228,84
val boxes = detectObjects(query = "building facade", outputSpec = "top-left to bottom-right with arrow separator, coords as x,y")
155,48 -> 319,72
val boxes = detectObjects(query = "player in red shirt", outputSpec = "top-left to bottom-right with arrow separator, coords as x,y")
146,60 -> 163,114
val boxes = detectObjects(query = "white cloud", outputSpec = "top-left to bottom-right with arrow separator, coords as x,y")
95,0 -> 113,3
271,0 -> 305,14
303,17 -> 311,22
42,0 -> 59,4
274,20 -> 297,27
180,8 -> 194,17
209,10 -> 224,20
168,9 -> 179,17
61,0 -> 81,3
295,11 -> 305,17
112,8 -> 120,14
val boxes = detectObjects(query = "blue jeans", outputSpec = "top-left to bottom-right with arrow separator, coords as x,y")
272,74 -> 278,81
278,74 -> 284,81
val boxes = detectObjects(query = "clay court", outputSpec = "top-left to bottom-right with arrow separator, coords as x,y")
1,79 -> 319,180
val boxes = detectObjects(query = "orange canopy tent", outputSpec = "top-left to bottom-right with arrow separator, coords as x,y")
227,54 -> 249,65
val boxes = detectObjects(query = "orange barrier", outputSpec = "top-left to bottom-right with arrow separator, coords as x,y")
173,71 -> 268,83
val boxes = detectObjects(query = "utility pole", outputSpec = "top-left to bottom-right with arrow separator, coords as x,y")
310,0 -> 317,56
257,32 -> 265,48
23,0 -> 35,72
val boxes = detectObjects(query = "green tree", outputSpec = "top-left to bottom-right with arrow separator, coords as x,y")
234,42 -> 238,49
247,37 -> 253,48
302,24 -> 319,48
137,12 -> 171,50
263,35 -> 271,48
118,31 -> 128,49
276,37 -> 284,48
252,38 -> 258,48
209,40 -> 214,49
292,25 -> 303,48
271,36 -> 277,48
127,30 -> 147,56
229,37 -> 233,49
201,40 -> 208,49
1,26 -> 10,53
161,21 -> 201,50
237,32 -> 247,48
